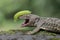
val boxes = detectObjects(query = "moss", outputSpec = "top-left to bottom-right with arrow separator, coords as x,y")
0,27 -> 34,35
0,27 -> 57,35
49,38 -> 60,40
0,27 -> 58,35
36,31 -> 56,36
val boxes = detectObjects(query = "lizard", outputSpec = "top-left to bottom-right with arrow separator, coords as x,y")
19,14 -> 60,34
14,10 -> 60,34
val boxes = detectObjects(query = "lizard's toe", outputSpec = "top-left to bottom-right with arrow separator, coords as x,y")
26,31 -> 34,35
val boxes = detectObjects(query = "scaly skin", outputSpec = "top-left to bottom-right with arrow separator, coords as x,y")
19,14 -> 60,34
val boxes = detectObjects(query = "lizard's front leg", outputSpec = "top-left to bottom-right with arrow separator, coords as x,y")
26,26 -> 41,35
26,21 -> 45,35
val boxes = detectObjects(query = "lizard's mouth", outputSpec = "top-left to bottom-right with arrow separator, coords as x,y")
21,19 -> 29,27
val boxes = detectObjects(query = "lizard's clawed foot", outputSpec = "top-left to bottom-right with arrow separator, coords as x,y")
26,31 -> 34,35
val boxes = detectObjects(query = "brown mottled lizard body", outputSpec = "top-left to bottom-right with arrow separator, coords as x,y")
19,14 -> 60,34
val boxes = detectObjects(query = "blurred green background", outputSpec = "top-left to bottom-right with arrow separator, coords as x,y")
0,0 -> 60,31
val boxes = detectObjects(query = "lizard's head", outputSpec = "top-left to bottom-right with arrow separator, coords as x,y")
19,14 -> 39,27
19,14 -> 31,27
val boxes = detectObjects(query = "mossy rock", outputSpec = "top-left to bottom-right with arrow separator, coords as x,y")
0,27 -> 57,36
